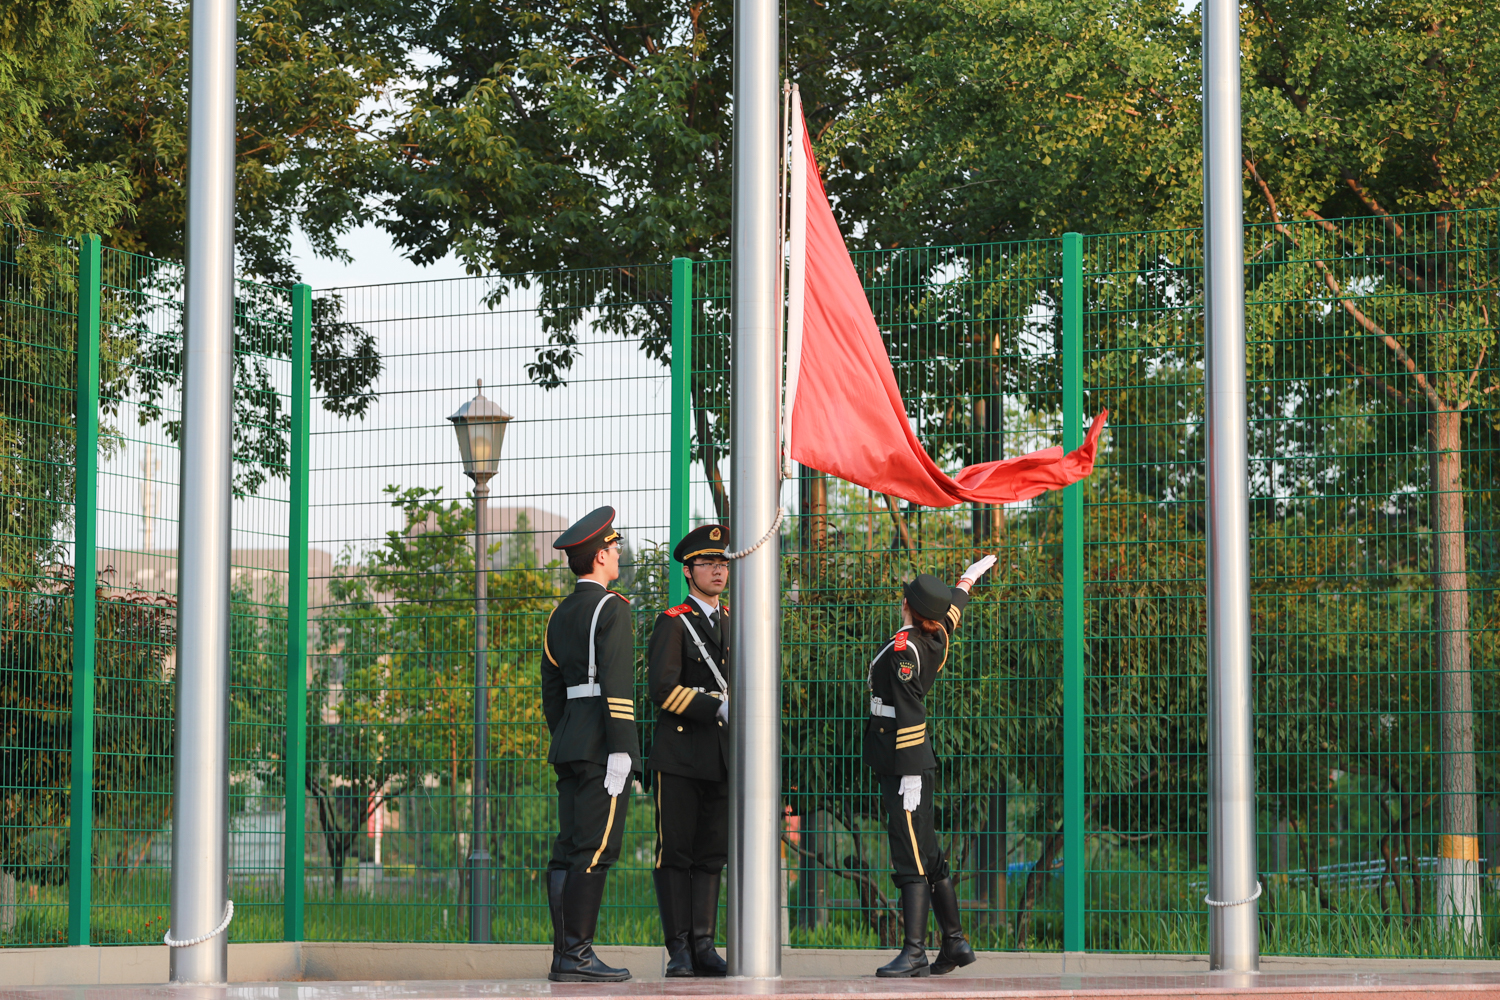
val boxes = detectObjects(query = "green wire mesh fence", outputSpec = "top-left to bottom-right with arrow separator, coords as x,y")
0,208 -> 1496,956
304,267 -> 674,943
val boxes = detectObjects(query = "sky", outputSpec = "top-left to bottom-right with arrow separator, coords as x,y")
289,222 -> 471,290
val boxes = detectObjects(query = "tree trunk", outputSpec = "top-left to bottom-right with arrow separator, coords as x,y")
1015,830 -> 1063,948
977,784 -> 1008,927
810,475 -> 827,551
696,409 -> 728,521
1430,405 -> 1480,937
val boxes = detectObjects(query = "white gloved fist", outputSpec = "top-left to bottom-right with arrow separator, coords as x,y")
604,752 -> 631,797
959,554 -> 997,588
899,774 -> 923,812
716,697 -> 729,724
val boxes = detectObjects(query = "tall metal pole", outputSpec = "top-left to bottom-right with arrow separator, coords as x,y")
170,0 -> 236,982
1202,0 -> 1259,973
69,234 -> 102,949
1061,232 -> 1085,955
670,258 -> 694,609
728,0 -> 781,975
470,479 -> 493,942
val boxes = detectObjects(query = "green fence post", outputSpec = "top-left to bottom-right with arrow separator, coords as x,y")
68,235 -> 101,948
284,283 -> 311,940
1061,232 -> 1085,955
669,259 -> 693,606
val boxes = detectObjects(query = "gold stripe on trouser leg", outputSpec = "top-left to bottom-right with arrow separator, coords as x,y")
587,794 -> 620,873
655,783 -> 663,868
905,809 -> 925,877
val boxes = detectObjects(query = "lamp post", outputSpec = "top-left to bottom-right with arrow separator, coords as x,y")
449,379 -> 513,944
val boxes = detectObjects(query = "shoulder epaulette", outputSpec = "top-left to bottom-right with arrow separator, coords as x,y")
664,603 -> 693,617
606,590 -> 631,604
720,604 -> 729,613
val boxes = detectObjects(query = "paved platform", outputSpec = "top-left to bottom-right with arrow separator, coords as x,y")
6,972 -> 1500,1000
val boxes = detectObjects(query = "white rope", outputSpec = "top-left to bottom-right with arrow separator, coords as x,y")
1204,882 -> 1262,908
164,899 -> 234,947
725,507 -> 786,560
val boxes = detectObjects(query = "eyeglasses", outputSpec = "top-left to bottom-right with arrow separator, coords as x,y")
693,559 -> 730,570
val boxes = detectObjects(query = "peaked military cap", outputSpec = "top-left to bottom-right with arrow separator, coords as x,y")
553,505 -> 621,558
903,573 -> 953,621
674,523 -> 729,563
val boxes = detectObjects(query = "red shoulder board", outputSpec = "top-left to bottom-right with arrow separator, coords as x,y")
893,632 -> 909,651
665,603 -> 692,617
720,604 -> 729,613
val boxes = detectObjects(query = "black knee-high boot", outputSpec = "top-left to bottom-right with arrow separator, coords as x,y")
928,876 -> 976,974
654,868 -> 695,977
876,882 -> 931,978
689,868 -> 728,976
549,870 -> 632,982
547,869 -> 567,962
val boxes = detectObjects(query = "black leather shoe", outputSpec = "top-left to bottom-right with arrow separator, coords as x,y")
928,876 -> 976,975
549,870 -> 632,982
547,869 -> 567,965
689,868 -> 728,976
654,868 -> 696,977
876,883 -> 931,978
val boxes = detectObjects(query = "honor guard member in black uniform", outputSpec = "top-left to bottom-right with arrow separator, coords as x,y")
865,555 -> 996,978
541,506 -> 639,983
646,524 -> 731,977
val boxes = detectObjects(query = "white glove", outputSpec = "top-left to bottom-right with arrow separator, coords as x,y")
716,697 -> 729,724
959,554 -> 997,588
899,774 -> 922,812
604,752 -> 631,797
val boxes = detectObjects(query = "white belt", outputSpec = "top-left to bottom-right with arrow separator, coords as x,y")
870,697 -> 896,719
564,595 -> 615,701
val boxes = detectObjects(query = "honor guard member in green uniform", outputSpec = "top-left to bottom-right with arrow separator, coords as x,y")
541,506 -> 639,983
646,524 -> 731,977
865,556 -> 996,978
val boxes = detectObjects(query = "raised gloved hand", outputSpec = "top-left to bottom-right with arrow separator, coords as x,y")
899,774 -> 923,812
716,696 -> 729,724
604,752 -> 631,797
958,554 -> 997,590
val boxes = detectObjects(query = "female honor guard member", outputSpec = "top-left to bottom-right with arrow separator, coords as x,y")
866,556 -> 996,978
541,506 -> 639,983
645,524 -> 731,977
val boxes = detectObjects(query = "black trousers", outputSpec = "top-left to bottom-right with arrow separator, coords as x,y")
879,770 -> 947,889
653,771 -> 728,872
550,760 -> 631,873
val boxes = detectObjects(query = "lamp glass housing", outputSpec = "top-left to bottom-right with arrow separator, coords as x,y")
449,388 -> 513,480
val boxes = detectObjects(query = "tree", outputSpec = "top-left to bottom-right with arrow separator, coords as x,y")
373,0 -> 939,515
313,486 -> 561,898
824,0 -> 1500,935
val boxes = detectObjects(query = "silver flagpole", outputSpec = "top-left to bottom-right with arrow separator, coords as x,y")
1202,0 -> 1259,973
728,0 -> 782,977
169,0 -> 237,983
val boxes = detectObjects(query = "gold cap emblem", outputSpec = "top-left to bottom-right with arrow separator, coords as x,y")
710,528 -> 722,541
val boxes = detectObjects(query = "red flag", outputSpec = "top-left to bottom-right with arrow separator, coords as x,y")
785,101 -> 1106,508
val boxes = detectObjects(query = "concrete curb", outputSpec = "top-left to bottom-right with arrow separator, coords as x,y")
3,942 -> 1500,986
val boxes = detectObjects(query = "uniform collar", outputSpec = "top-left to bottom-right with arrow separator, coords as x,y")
690,593 -> 720,618
575,579 -> 605,592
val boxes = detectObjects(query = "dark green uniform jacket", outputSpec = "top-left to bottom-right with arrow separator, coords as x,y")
541,580 -> 641,772
646,601 -> 730,782
862,587 -> 969,776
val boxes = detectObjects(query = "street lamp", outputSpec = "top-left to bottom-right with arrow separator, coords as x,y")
449,379 -> 513,944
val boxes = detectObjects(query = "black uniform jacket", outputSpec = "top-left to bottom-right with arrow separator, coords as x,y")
541,580 -> 641,772
863,587 -> 970,776
646,600 -> 731,782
